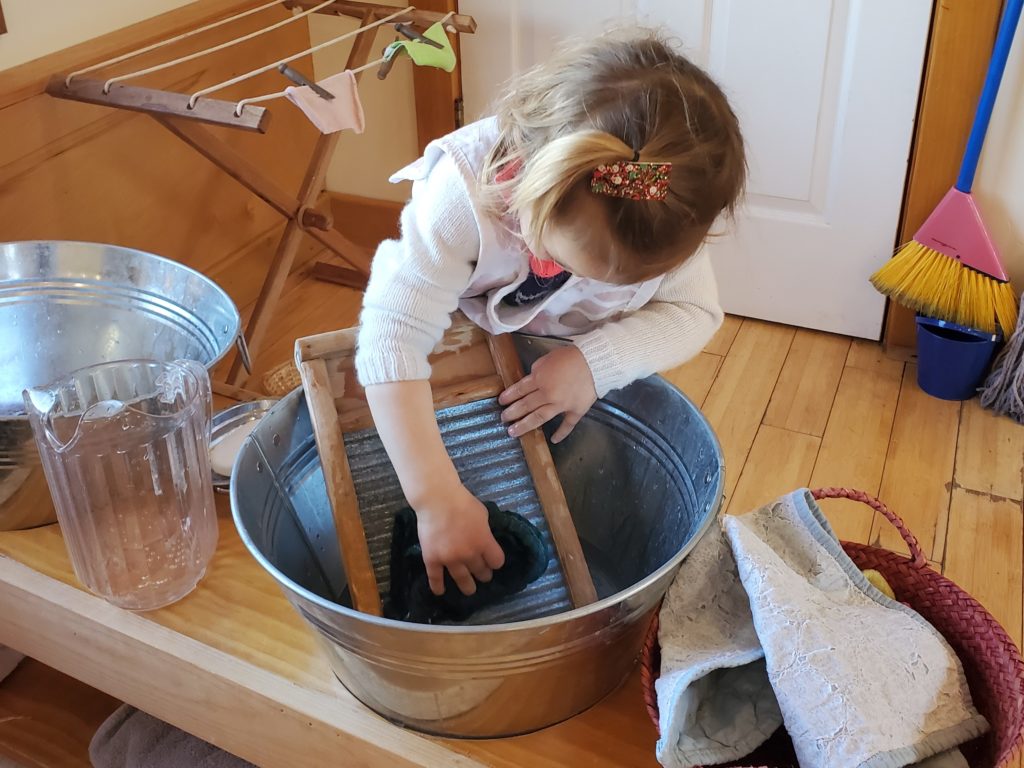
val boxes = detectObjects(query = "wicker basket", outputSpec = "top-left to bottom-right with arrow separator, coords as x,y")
262,359 -> 302,397
640,487 -> 1024,768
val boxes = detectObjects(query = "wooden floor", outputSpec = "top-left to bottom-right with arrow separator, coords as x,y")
661,316 -> 1024,655
4,254 -> 1024,766
0,659 -> 119,768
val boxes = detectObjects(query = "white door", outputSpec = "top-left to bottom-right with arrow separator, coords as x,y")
459,1 -> 932,339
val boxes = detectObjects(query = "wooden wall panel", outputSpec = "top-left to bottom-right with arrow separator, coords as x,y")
0,3 -> 322,313
884,0 -> 1002,353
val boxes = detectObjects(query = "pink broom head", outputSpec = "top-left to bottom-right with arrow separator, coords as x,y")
913,188 -> 1009,281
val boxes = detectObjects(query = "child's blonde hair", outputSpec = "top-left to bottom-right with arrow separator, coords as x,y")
481,30 -> 746,283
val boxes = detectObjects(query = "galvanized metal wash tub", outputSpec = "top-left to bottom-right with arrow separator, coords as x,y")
231,336 -> 724,738
0,241 -> 242,530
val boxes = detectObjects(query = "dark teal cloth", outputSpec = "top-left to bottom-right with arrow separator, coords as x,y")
385,502 -> 547,624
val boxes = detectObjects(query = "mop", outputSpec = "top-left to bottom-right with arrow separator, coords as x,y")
981,293 -> 1024,423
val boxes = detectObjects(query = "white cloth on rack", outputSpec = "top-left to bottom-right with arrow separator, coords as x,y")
285,70 -> 365,135
656,489 -> 988,768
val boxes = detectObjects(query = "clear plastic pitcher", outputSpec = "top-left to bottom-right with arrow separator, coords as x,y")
23,359 -> 218,610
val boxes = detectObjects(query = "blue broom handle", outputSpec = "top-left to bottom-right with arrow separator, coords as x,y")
957,0 -> 1024,193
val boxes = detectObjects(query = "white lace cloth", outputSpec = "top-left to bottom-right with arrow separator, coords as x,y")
656,489 -> 988,768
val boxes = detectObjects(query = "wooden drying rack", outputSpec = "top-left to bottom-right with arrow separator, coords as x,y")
295,315 -> 599,615
45,1 -> 477,388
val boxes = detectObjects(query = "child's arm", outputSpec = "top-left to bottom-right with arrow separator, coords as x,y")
357,153 -> 505,596
573,247 -> 723,397
500,249 -> 722,438
365,381 -> 505,596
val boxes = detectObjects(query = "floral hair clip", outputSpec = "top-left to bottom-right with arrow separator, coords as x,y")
590,156 -> 672,201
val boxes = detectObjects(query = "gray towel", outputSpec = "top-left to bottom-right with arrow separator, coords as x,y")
90,705 -> 255,768
657,489 -> 988,768
654,515 -> 783,765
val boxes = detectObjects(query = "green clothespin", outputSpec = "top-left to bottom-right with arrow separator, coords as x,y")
377,40 -> 405,80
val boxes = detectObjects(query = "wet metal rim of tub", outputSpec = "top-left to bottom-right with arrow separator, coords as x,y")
230,382 -> 726,636
210,399 -> 278,490
0,240 -> 241,371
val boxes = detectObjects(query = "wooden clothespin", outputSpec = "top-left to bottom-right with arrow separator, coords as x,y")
277,63 -> 334,100
394,22 -> 444,49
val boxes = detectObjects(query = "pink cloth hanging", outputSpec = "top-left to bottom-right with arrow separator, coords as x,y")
285,70 -> 365,134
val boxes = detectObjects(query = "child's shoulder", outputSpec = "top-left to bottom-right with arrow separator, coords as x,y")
436,116 -> 500,157
389,117 -> 499,187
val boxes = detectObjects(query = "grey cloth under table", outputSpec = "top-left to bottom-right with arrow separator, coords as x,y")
90,705 -> 254,768
655,489 -> 988,768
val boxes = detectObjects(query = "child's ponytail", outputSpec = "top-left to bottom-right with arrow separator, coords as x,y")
481,29 -> 746,283
511,130 -> 637,247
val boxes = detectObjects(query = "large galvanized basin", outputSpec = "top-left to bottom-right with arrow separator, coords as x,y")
0,241 -> 242,530
231,336 -> 724,738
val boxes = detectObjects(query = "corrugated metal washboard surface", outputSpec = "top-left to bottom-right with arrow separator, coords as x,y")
345,397 -> 572,624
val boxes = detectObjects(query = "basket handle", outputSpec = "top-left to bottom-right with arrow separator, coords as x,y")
811,487 -> 928,567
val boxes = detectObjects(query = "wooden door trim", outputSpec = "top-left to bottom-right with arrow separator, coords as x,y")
883,0 -> 1004,355
411,0 -> 462,153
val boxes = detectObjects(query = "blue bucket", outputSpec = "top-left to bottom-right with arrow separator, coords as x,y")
915,315 -> 1001,401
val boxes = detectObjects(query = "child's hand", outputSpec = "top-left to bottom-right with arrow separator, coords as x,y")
498,345 -> 597,443
415,485 -> 506,596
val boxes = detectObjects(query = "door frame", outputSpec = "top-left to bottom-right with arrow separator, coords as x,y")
883,0 -> 1004,356
411,0 -> 463,153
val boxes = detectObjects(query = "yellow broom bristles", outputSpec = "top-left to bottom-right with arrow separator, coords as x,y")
870,241 -> 1019,335
992,279 -> 1019,338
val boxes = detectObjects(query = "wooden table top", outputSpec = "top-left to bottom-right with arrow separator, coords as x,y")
0,494 -> 660,768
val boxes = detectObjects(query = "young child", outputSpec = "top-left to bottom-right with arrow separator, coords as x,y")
356,30 -> 746,598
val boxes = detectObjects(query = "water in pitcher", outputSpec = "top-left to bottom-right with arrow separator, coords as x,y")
24,359 -> 218,611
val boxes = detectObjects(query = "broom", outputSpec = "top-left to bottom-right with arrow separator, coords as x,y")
871,0 -> 1021,336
